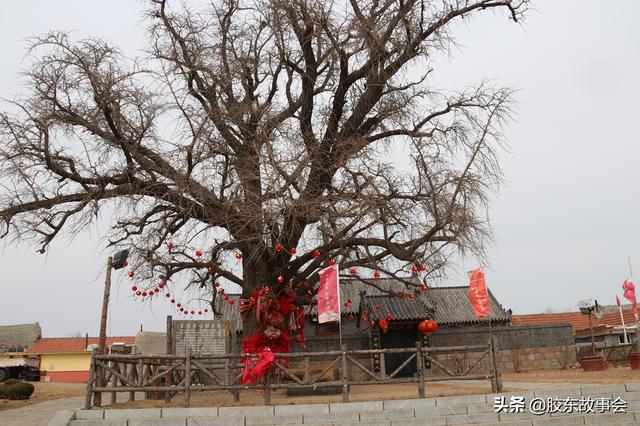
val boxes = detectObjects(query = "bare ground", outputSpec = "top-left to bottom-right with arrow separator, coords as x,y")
502,365 -> 640,384
0,382 -> 85,412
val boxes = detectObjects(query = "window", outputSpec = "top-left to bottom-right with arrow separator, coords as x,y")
316,322 -> 340,336
619,334 -> 631,344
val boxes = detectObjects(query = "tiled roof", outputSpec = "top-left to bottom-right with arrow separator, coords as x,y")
512,306 -> 638,334
364,295 -> 433,320
425,286 -> 511,325
27,337 -> 135,354
0,323 -> 42,349
219,278 -> 511,331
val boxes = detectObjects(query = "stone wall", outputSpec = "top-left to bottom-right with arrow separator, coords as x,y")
426,323 -> 577,375
172,320 -> 229,355
135,331 -> 167,355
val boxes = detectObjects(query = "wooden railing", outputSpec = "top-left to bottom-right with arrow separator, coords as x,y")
85,338 -> 501,408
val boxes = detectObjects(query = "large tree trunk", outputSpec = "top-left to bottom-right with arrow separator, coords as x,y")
241,255 -> 268,339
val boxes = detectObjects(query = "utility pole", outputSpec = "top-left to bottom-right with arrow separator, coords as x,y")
94,256 -> 113,407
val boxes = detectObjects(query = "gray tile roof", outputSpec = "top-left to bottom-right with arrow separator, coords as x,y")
425,286 -> 510,325
0,323 -> 41,350
217,280 -> 510,332
364,295 -> 433,320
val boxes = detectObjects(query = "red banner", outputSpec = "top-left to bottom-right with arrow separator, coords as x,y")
469,268 -> 490,318
318,265 -> 340,323
623,279 -> 638,319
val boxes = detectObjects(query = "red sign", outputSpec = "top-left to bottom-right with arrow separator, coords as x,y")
469,268 -> 490,318
623,279 -> 638,319
318,265 -> 340,323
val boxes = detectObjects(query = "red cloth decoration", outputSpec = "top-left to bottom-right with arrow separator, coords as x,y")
623,279 -> 638,319
469,268 -> 490,318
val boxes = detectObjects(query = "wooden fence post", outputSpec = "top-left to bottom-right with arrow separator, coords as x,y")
110,360 -> 117,405
379,352 -> 386,380
341,346 -> 349,403
184,348 -> 192,407
416,342 -> 425,398
491,336 -> 502,392
263,372 -> 272,405
85,351 -> 96,409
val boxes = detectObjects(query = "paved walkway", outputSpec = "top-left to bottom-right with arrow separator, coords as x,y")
0,381 -> 605,426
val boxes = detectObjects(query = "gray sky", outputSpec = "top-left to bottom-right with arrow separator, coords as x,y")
1,1 -> 639,337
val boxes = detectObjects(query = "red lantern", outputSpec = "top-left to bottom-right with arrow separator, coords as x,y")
131,285 -> 138,291
349,267 -> 357,276
344,302 -> 349,308
195,250 -> 202,257
171,299 -> 175,304
418,264 -> 426,271
313,249 -> 321,258
166,293 -> 171,298
411,265 -> 418,274
420,283 -> 428,292
177,303 -> 181,307
277,275 -> 285,283
374,271 -> 381,279
159,282 -> 165,289
379,319 -> 389,333
386,312 -> 393,321
154,288 -> 160,293
179,307 -> 184,312
347,298 -> 352,304
204,309 -> 208,313
191,310 -> 195,315
235,252 -> 243,260
418,319 -> 438,335
224,295 -> 229,301
289,247 -> 297,255
328,259 -> 335,266
275,244 -> 284,253
229,300 -> 235,305
214,281 -> 220,287
142,291 -> 147,297
409,294 -> 415,299
123,260 -> 128,267
128,271 -> 134,278
167,241 -> 174,250
198,311 -> 202,315
136,291 -> 142,296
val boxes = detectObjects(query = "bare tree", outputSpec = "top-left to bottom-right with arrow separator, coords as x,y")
0,0 -> 527,332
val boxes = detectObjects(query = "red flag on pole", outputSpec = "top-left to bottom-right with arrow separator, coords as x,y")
616,295 -> 621,307
623,279 -> 638,319
469,268 -> 491,318
318,264 -> 340,323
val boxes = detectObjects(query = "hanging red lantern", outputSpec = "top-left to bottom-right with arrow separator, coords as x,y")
235,252 -> 243,260
277,275 -> 285,283
179,307 -> 184,312
142,291 -> 147,297
136,291 -> 142,296
167,241 -> 174,250
170,299 -> 175,304
411,265 -> 418,274
420,283 -> 428,292
214,281 -> 220,287
328,259 -> 335,266
159,282 -> 165,289
374,271 -> 381,279
223,295 -> 229,301
275,244 -> 284,253
262,286 -> 270,294
229,300 -> 235,305
177,303 -> 182,307
204,309 -> 208,313
386,312 -> 393,321
195,250 -> 203,257
289,247 -> 297,255
154,288 -> 160,293
128,271 -> 134,278
418,319 -> 438,335
313,249 -> 321,258
349,267 -> 357,276
123,260 -> 128,267
409,294 -> 415,299
379,319 -> 389,333
347,298 -> 352,304
198,311 -> 202,315
132,285 -> 138,291
166,293 -> 171,298
418,264 -> 426,271
344,302 -> 349,308
191,310 -> 195,315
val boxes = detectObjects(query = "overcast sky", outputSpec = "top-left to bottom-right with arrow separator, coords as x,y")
1,1 -> 639,337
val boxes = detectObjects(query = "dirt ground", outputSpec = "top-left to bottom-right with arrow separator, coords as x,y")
0,382 -> 85,412
503,365 -> 640,384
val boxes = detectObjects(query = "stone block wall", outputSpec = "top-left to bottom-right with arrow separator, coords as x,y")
172,320 -> 229,355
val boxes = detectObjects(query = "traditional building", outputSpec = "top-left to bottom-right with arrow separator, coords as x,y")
27,337 -> 135,382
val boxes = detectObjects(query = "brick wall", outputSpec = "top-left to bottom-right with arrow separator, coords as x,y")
172,320 -> 229,355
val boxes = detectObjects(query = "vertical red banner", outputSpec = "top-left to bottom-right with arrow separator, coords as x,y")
623,279 -> 639,319
318,265 -> 340,323
469,268 -> 490,318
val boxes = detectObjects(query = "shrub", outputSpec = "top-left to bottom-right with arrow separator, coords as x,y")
4,382 -> 35,400
0,379 -> 19,399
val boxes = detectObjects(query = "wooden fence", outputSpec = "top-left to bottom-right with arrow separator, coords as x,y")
85,338 -> 501,409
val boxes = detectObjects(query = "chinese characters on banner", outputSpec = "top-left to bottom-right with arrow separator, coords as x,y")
318,264 -> 340,324
469,268 -> 491,318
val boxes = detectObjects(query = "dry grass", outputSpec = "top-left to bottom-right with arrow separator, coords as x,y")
0,382 -> 85,412
503,366 -> 640,384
